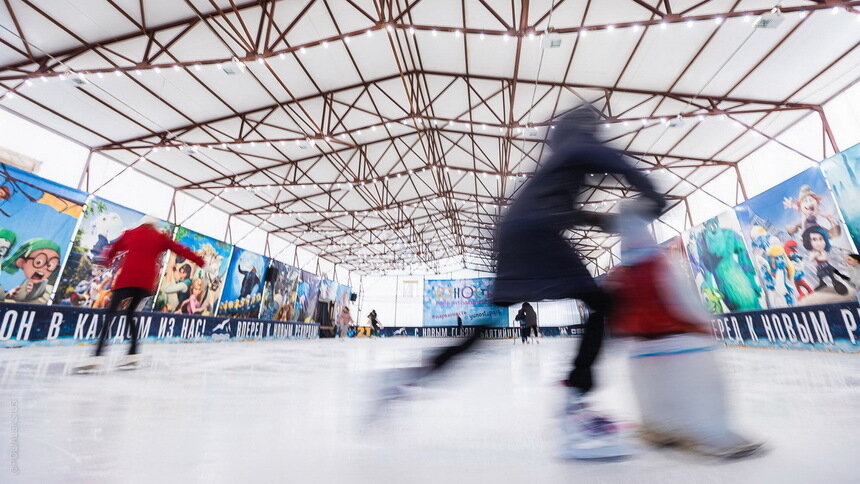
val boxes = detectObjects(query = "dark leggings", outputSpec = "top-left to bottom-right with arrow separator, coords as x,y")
567,288 -> 612,393
530,325 -> 539,337
427,288 -> 610,394
95,287 -> 150,356
520,326 -> 530,343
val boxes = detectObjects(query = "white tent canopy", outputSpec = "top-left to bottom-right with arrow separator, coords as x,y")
1,0 -> 858,276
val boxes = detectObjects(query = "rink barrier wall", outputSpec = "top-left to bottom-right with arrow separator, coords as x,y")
0,302 -> 319,348
711,301 -> 860,352
376,325 -> 585,338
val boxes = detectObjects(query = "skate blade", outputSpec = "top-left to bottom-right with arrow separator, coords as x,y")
560,443 -> 635,461
114,363 -> 139,371
71,365 -> 102,375
712,442 -> 767,460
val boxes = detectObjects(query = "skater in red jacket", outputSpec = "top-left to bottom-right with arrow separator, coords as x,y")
77,218 -> 205,371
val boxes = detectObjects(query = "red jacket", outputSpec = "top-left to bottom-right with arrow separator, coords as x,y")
604,256 -> 708,338
106,225 -> 205,292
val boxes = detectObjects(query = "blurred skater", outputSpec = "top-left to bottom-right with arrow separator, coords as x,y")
515,308 -> 529,343
75,218 -> 205,372
337,306 -> 354,340
522,303 -> 539,344
602,201 -> 763,458
368,310 -> 382,337
377,106 -> 665,459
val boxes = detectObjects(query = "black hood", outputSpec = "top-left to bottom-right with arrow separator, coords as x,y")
547,104 -> 600,150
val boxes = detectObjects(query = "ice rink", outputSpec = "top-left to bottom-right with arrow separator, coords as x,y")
1,337 -> 858,483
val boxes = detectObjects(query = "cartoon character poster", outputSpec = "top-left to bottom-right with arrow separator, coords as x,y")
682,210 -> 766,314
0,164 -> 86,305
217,247 -> 269,319
736,167 -> 857,308
294,270 -> 321,323
821,143 -> 860,250
259,260 -> 300,321
152,227 -> 233,316
52,196 -> 173,308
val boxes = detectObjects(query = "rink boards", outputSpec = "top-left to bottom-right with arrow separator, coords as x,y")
376,325 -> 585,338
711,301 -> 860,352
0,302 -> 318,348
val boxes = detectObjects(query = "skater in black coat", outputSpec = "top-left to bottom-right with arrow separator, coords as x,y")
380,105 -> 665,459
493,105 -> 664,392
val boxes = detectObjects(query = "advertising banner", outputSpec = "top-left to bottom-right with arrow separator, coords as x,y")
152,226 -> 233,316
0,164 -> 87,305
683,210 -> 766,314
319,279 -> 337,302
259,260 -> 300,321
377,325 -> 585,338
711,301 -> 860,352
736,167 -> 857,309
53,197 -> 173,309
0,302 -> 317,347
820,143 -> 860,250
423,277 -> 507,327
295,270 -> 321,323
333,284 -> 352,323
217,247 -> 269,319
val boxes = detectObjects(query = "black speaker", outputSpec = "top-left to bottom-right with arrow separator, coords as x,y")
265,265 -> 279,284
349,292 -> 357,302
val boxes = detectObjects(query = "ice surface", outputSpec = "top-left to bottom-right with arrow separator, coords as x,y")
1,338 -> 858,483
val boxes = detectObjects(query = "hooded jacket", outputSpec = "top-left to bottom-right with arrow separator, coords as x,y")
106,224 -> 205,292
493,106 -> 666,305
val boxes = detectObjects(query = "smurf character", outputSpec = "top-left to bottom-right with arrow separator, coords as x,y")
2,238 -> 62,304
748,226 -> 775,291
785,185 -> 841,238
802,226 -> 850,295
765,245 -> 796,306
783,240 -> 813,299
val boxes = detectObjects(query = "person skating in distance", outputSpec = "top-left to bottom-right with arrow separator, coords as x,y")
75,218 -> 205,372
376,105 -> 665,459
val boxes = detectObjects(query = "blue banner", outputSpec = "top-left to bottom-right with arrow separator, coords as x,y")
423,277 -> 507,327
711,301 -> 860,352
217,247 -> 269,319
0,302 -> 317,348
377,325 -> 584,338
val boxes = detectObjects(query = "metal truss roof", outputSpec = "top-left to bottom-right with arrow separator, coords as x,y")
1,0 -> 858,275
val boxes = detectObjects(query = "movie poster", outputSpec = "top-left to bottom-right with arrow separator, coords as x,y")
424,277 -> 507,327
820,143 -> 860,250
682,210 -> 766,314
333,284 -> 352,323
660,235 -> 696,291
319,279 -> 337,302
736,167 -> 857,308
217,247 -> 269,319
259,260 -> 300,321
294,270 -> 321,323
0,164 -> 86,305
151,227 -> 233,316
52,197 -> 173,308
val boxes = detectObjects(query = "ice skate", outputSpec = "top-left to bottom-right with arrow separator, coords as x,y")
72,356 -> 106,374
560,391 -> 634,460
115,354 -> 143,371
638,425 -> 764,459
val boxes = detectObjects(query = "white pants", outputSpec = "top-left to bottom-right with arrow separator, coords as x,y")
628,334 -> 749,449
